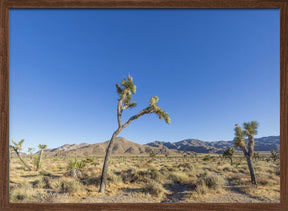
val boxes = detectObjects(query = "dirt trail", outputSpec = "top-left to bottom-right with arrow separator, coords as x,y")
161,183 -> 191,203
162,181 -> 273,203
205,183 -> 262,203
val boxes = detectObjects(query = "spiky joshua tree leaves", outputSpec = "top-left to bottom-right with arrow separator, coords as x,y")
233,121 -> 258,186
222,147 -> 235,165
99,75 -> 170,193
10,139 -> 31,171
36,144 -> 47,171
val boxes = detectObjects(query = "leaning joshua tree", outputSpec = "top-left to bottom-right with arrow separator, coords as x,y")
99,75 -> 170,193
222,147 -> 236,165
234,121 -> 258,186
36,144 -> 47,171
10,139 -> 32,171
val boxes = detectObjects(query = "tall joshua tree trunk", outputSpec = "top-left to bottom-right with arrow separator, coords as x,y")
99,131 -> 120,193
245,153 -> 257,185
36,144 -> 47,171
99,75 -> 170,193
246,135 -> 257,186
36,150 -> 43,171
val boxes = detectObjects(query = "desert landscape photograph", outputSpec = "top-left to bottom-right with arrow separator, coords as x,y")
9,9 -> 280,203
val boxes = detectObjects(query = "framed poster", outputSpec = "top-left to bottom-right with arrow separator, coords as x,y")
0,0 -> 287,210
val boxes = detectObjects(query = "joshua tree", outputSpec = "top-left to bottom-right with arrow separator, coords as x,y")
270,150 -> 280,162
10,139 -> 31,171
234,121 -> 258,186
36,144 -> 47,171
222,147 -> 236,165
99,75 -> 170,193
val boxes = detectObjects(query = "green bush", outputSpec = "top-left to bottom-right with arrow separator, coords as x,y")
68,159 -> 85,170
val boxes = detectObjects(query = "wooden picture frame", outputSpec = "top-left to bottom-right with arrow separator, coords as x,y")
0,0 -> 287,210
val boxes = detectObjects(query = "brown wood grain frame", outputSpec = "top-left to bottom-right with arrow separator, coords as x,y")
0,0 -> 287,210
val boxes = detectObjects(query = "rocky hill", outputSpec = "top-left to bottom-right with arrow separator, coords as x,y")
45,137 -> 179,156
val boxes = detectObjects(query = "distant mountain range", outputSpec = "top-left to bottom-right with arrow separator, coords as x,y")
44,135 -> 280,156
146,136 -> 280,154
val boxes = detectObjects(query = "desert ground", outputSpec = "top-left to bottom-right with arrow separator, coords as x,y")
9,151 -> 280,203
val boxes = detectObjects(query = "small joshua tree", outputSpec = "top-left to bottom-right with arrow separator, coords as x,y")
234,121 -> 258,186
36,144 -> 47,171
270,150 -> 280,162
222,147 -> 236,165
10,139 -> 31,171
99,75 -> 170,193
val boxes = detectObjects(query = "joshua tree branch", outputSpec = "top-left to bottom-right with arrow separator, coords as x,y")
121,107 -> 153,129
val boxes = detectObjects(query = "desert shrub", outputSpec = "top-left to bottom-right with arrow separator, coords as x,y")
202,155 -> 211,161
143,181 -> 166,198
168,172 -> 190,184
204,174 -> 225,190
195,179 -> 208,195
9,186 -> 43,202
31,179 -> 44,188
257,176 -> 269,186
40,192 -> 59,202
42,176 -> 52,189
107,173 -> 123,184
222,166 -> 231,172
39,170 -> 52,177
167,166 -> 177,172
159,166 -> 169,176
54,178 -> 82,194
132,168 -> 162,183
80,176 -> 100,186
121,168 -> 162,184
120,168 -> 136,183
178,163 -> 193,171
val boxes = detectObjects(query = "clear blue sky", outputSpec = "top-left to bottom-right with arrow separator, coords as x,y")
9,9 -> 280,151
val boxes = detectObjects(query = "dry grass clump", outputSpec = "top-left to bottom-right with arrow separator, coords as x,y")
204,173 -> 226,190
143,181 -> 167,198
54,178 -> 84,194
193,173 -> 225,197
9,183 -> 45,202
194,179 -> 208,195
168,172 -> 190,185
120,168 -> 162,184
107,172 -> 123,184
